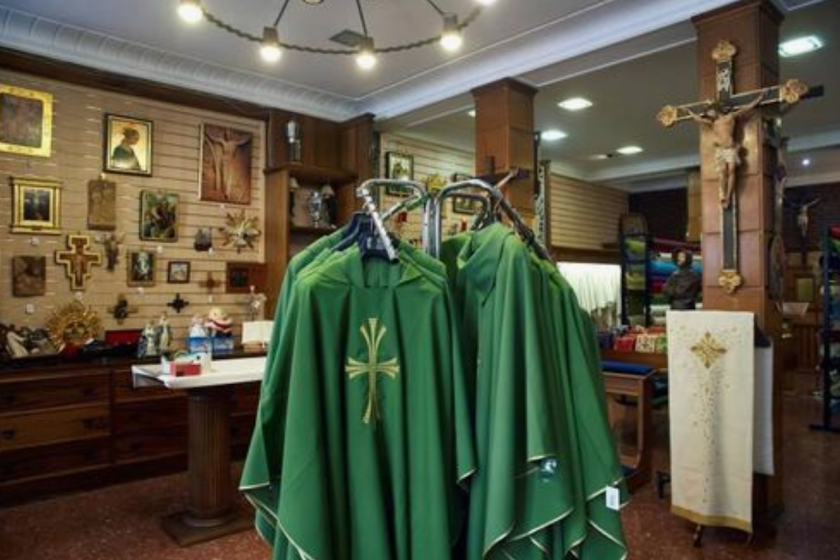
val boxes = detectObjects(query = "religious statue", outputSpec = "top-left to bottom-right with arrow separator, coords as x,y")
684,91 -> 766,209
157,313 -> 172,354
113,295 -> 129,322
189,314 -> 208,339
662,249 -> 702,311
247,286 -> 267,322
321,184 -> 337,227
137,321 -> 158,358
194,227 -> 213,252
96,232 -> 124,271
794,197 -> 821,240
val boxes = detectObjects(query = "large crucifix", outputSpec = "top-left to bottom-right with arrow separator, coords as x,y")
658,39 -> 819,294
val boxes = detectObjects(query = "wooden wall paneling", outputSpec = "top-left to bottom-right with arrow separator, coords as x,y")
549,174 -> 628,251
0,68 -> 266,346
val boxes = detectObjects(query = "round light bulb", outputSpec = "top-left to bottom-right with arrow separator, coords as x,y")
440,14 -> 463,52
356,37 -> 377,70
260,27 -> 282,63
177,0 -> 203,24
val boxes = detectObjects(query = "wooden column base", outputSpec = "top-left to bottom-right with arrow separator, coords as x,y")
161,386 -> 252,547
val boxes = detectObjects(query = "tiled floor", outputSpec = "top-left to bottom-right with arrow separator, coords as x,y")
1,377 -> 838,560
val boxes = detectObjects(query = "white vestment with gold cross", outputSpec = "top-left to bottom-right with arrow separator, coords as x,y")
667,310 -> 758,533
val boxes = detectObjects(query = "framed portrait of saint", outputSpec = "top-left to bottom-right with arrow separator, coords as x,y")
104,114 -> 153,176
13,256 -> 47,297
88,178 -> 117,231
139,190 -> 179,242
199,123 -> 253,205
11,176 -> 62,234
0,84 -> 53,157
127,250 -> 156,287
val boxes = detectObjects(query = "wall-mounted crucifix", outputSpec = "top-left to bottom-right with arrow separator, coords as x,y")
167,293 -> 190,314
55,234 -> 103,291
658,39 -> 819,294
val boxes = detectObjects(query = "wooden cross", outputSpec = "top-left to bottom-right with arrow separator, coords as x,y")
108,293 -> 138,325
199,272 -> 221,302
55,234 -> 102,291
658,39 -> 820,294
344,318 -> 400,425
167,293 -> 190,314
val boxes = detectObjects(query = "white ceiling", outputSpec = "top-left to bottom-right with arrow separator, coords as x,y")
387,0 -> 840,191
0,0 -> 737,119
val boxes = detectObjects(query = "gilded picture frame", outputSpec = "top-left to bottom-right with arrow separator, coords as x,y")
11,176 -> 62,234
384,152 -> 414,196
0,84 -> 53,157
104,114 -> 153,176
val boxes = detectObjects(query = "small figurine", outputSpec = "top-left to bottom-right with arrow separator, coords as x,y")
157,313 -> 172,354
247,285 -> 268,321
194,227 -> 213,252
96,232 -> 125,271
307,190 -> 324,228
137,320 -> 158,358
205,307 -> 233,337
189,314 -> 208,338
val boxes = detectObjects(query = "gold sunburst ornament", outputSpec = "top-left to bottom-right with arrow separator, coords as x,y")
45,301 -> 102,351
221,210 -> 261,253
690,331 -> 727,369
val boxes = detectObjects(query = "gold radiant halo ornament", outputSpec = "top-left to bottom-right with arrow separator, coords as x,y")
45,301 -> 102,351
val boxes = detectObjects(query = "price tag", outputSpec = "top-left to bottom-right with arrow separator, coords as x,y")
606,486 -> 620,511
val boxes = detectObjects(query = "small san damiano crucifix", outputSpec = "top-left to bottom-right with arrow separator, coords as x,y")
657,39 -> 815,294
345,318 -> 400,425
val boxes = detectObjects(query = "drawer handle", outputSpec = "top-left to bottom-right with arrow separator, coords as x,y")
83,418 -> 105,430
81,387 -> 97,398
1,429 -> 16,440
2,395 -> 16,406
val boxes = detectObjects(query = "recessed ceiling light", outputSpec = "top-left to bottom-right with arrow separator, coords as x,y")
467,109 -> 476,118
779,36 -> 823,58
617,145 -> 643,155
541,129 -> 567,141
802,157 -> 812,167
590,154 -> 611,160
558,97 -> 593,111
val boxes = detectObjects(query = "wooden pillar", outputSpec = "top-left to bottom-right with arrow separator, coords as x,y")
693,0 -> 785,516
471,78 -> 538,216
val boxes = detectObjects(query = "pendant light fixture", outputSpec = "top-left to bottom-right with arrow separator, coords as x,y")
175,0 -> 493,71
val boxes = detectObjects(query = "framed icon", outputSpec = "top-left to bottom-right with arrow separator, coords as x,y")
384,152 -> 414,196
127,250 -> 156,287
167,261 -> 191,284
104,114 -> 153,176
139,190 -> 179,242
0,84 -> 53,157
11,176 -> 62,234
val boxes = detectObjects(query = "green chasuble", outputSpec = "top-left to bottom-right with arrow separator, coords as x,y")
242,242 -> 475,560
442,224 -> 628,560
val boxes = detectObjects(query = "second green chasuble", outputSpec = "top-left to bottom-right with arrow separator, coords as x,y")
242,243 -> 475,560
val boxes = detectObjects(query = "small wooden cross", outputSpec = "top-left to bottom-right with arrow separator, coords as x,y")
167,293 -> 190,314
107,293 -> 138,325
199,272 -> 221,302
55,234 -> 102,291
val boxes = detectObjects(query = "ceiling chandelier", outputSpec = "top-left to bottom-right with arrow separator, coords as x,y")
176,0 -> 497,71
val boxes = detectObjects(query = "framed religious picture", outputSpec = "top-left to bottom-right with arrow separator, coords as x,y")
384,152 -> 413,196
0,84 -> 53,157
12,255 -> 47,297
127,250 -> 156,287
11,176 -> 62,234
87,178 -> 117,231
199,123 -> 253,205
226,262 -> 267,294
104,114 -> 153,176
167,261 -> 191,284
452,195 -> 479,215
139,190 -> 179,242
